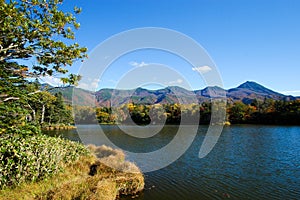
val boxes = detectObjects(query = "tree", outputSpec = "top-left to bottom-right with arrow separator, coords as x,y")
228,101 -> 248,124
200,102 -> 211,124
149,104 -> 167,124
127,104 -> 150,125
27,90 -> 55,124
0,0 -> 87,134
73,105 -> 97,124
0,0 -> 87,82
0,0 -> 86,77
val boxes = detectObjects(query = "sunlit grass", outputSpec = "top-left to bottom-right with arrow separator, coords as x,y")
0,145 -> 144,200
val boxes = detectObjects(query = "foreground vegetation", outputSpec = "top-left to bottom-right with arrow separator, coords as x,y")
0,134 -> 89,189
0,144 -> 144,200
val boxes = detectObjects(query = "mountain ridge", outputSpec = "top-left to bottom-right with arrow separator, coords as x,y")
48,81 -> 299,106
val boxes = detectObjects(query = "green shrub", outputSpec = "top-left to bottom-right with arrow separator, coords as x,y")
0,134 -> 90,189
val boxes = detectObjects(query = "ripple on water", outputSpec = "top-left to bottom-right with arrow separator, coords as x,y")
48,125 -> 300,200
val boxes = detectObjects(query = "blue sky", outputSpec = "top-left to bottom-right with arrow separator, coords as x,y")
47,0 -> 300,95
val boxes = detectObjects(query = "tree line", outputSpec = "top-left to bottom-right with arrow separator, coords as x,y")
73,99 -> 300,125
228,99 -> 300,125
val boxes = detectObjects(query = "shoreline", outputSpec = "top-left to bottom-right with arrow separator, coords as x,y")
42,125 -> 77,130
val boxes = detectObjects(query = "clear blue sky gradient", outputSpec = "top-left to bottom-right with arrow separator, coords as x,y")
60,0 -> 300,95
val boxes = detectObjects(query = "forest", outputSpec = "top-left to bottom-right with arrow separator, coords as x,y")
73,98 -> 300,125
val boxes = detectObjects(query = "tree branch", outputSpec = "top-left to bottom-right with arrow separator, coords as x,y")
28,90 -> 42,95
3,97 -> 20,102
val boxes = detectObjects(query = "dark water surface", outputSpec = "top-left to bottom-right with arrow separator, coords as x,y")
45,125 -> 300,199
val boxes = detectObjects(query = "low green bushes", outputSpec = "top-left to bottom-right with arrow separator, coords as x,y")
0,133 -> 89,189
0,145 -> 144,200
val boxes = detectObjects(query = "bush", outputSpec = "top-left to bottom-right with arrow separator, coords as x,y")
0,134 -> 90,189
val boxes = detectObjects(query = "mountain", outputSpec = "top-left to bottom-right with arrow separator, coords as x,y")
49,81 -> 298,106
93,81 -> 297,106
94,86 -> 198,106
227,81 -> 296,104
195,86 -> 226,99
45,86 -> 96,106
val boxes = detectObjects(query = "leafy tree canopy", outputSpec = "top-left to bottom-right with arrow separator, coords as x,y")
0,0 -> 87,81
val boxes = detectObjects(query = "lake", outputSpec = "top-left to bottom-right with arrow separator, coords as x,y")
45,125 -> 300,199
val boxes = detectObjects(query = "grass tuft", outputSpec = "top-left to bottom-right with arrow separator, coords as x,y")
87,145 -> 141,173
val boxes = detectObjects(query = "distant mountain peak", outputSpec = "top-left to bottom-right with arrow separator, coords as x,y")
203,85 -> 225,90
227,81 -> 288,103
236,81 -> 280,94
237,81 -> 265,89
199,86 -> 226,98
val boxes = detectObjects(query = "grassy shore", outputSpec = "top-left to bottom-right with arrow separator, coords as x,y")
42,124 -> 77,130
0,136 -> 144,200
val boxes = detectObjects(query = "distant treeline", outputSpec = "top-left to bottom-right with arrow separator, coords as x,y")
228,99 -> 300,125
73,99 -> 300,125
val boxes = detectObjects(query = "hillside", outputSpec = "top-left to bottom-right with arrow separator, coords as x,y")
49,81 -> 298,106
45,85 -> 96,106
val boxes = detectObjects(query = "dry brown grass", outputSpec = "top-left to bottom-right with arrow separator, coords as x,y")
90,179 -> 117,200
87,145 -> 141,173
0,145 -> 144,200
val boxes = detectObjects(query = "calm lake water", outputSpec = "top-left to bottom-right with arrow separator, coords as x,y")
45,125 -> 300,199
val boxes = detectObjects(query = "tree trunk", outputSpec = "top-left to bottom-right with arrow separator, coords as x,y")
27,104 -> 36,122
41,104 -> 45,124
48,114 -> 52,125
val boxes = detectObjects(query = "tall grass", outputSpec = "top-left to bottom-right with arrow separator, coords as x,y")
0,134 -> 89,189
0,140 -> 144,200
